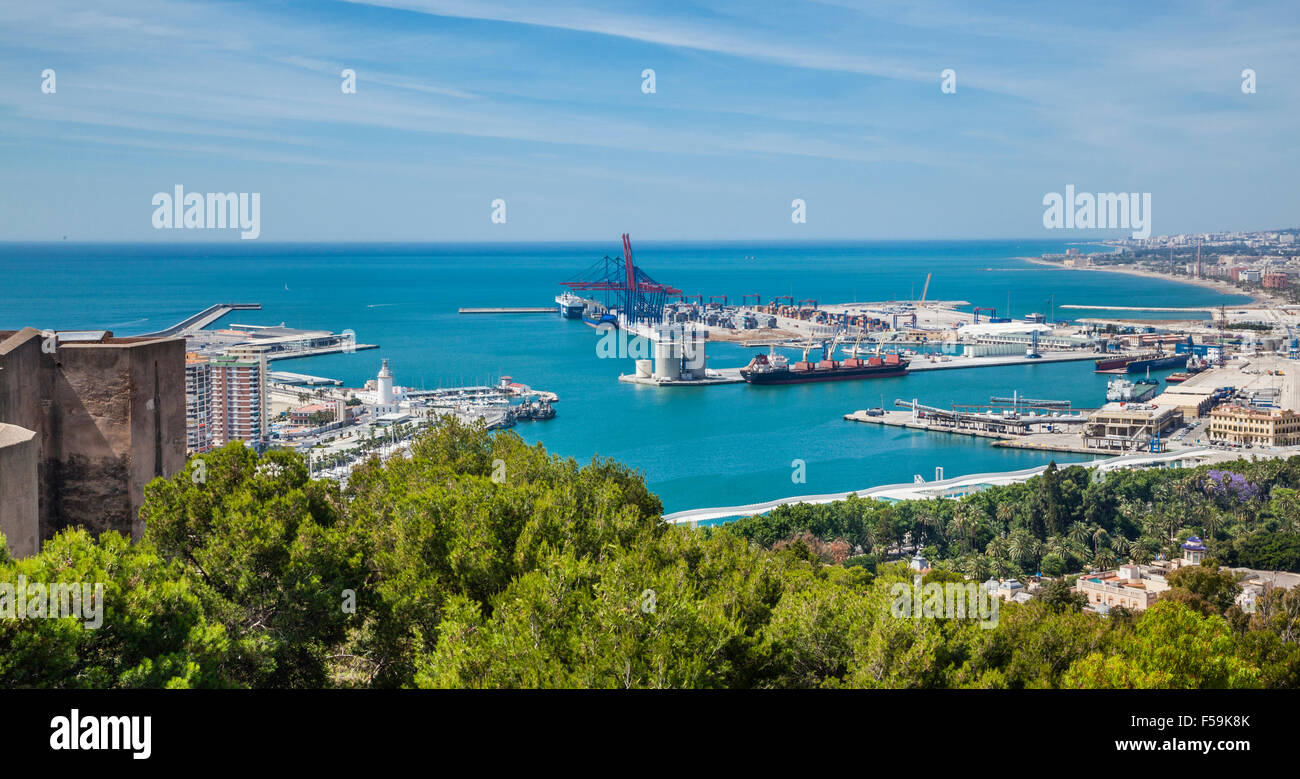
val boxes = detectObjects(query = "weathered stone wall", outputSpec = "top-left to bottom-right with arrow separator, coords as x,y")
0,423 -> 39,558
0,329 -> 186,552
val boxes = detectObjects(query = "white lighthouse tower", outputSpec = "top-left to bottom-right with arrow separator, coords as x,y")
377,359 -> 394,405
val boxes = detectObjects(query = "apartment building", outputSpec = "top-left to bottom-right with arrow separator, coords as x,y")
210,355 -> 268,446
185,352 -> 214,454
1208,404 -> 1300,447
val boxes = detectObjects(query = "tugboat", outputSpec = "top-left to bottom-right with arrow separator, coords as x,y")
741,337 -> 909,385
1166,353 -> 1207,383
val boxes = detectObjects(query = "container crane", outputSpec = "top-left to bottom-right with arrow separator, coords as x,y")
560,234 -> 682,325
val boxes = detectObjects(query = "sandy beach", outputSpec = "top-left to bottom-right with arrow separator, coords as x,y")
1018,256 -> 1271,306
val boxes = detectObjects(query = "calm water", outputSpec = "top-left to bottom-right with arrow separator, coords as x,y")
0,241 -> 1252,512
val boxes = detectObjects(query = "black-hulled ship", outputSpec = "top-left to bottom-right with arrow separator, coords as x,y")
740,347 -> 909,385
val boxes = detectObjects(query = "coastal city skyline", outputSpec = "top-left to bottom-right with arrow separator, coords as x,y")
3,0 -> 1299,241
3,0 -> 1300,742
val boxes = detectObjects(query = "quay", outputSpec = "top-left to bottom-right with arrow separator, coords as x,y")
844,408 -> 1100,455
906,350 -> 1098,372
662,448 -> 1225,524
619,368 -> 743,387
139,302 -> 261,338
1060,304 -> 1215,313
618,350 -> 1100,389
459,307 -> 555,314
269,371 -> 343,386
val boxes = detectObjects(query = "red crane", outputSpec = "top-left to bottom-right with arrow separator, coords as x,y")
797,299 -> 818,310
771,295 -> 795,306
560,234 -> 682,324
972,306 -> 997,323
708,295 -> 728,306
741,293 -> 761,306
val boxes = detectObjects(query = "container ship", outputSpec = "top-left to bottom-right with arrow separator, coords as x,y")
555,292 -> 585,319
741,348 -> 909,385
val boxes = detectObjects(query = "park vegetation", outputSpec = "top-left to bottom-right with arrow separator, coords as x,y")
1,421 -> 1298,688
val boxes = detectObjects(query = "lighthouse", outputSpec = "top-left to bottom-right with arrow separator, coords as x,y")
377,359 -> 394,405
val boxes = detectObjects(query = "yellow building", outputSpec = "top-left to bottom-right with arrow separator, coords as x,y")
1208,405 -> 1300,446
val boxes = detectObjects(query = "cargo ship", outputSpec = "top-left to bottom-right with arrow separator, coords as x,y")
1094,350 -> 1185,374
741,348 -> 909,385
1094,354 -> 1136,373
1124,353 -> 1184,373
556,292 -> 585,319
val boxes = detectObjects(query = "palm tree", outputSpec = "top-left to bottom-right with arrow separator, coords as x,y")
920,510 -> 946,548
1202,508 -> 1219,544
1027,538 -> 1046,573
1091,526 -> 1109,556
949,507 -> 977,554
1068,523 -> 1090,546
1094,549 -> 1116,571
1046,534 -> 1067,559
1007,532 -> 1027,570
995,503 -> 1014,536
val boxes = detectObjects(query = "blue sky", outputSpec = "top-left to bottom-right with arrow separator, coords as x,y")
0,0 -> 1297,241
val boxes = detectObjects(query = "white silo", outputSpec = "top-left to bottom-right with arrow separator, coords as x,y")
377,359 -> 394,405
652,336 -> 681,380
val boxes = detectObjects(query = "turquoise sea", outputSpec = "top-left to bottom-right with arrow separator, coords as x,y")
0,240 -> 1253,513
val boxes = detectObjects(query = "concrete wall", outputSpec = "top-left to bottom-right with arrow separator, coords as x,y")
0,329 -> 186,552
0,423 -> 39,558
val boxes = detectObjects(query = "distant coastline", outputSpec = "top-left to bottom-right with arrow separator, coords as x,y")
1017,256 -> 1268,306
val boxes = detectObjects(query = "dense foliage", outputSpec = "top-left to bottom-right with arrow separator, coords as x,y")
727,460 -> 1300,578
2,421 -> 1298,688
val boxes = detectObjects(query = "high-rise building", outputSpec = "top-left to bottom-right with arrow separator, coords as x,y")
185,352 -> 214,454
210,355 -> 268,446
